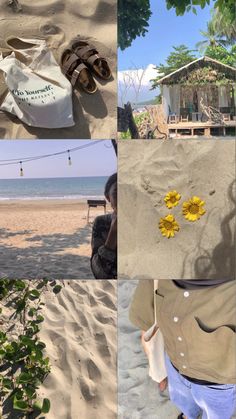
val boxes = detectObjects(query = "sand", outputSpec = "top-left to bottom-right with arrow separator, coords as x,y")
0,279 -> 117,419
0,199 -> 110,279
118,280 -> 180,419
0,0 -> 116,139
118,139 -> 236,280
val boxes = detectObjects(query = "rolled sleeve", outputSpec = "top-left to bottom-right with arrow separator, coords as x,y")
129,280 -> 154,331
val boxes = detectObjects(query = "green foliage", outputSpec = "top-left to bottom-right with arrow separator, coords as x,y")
0,279 -> 62,416
211,7 -> 236,44
118,0 -> 152,50
120,112 -> 151,139
151,45 -> 197,89
196,21 -> 229,54
176,67 -> 235,85
205,45 -> 236,67
118,0 -> 235,51
166,0 -> 235,21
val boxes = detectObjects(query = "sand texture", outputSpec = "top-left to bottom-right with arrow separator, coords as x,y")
118,139 -> 236,280
0,279 -> 117,419
0,0 -> 116,139
0,200 -> 109,279
118,280 -> 180,419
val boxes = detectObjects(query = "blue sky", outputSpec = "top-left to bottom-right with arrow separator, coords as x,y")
0,140 -> 117,179
119,0 -> 214,70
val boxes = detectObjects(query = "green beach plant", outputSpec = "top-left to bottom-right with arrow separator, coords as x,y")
0,279 -> 62,416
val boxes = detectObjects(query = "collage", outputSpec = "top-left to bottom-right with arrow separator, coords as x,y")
0,0 -> 235,418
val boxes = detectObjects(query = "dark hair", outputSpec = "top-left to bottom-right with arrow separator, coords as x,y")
104,173 -> 117,199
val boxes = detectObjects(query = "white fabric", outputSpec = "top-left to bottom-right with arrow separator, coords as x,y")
218,86 -> 229,108
170,85 -> 180,115
162,85 -> 171,118
0,38 -> 74,128
143,279 -> 167,383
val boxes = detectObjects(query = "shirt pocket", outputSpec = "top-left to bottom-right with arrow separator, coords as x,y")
188,318 -> 236,381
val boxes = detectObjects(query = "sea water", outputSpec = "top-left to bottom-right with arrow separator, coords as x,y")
0,176 -> 108,201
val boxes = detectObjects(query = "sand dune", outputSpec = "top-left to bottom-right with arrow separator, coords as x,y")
0,200 -> 109,279
118,280 -> 180,419
118,139 -> 236,280
0,0 -> 116,139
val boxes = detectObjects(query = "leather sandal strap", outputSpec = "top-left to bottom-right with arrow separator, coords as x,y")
87,54 -> 103,66
76,44 -> 97,58
70,63 -> 88,86
62,53 -> 80,75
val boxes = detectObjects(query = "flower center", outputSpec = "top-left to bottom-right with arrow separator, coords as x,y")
189,204 -> 199,214
170,196 -> 177,203
164,221 -> 173,230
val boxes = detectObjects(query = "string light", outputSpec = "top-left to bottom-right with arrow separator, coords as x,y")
67,150 -> 72,166
0,140 -> 107,167
20,161 -> 24,177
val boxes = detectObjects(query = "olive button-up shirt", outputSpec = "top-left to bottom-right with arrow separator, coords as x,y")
129,279 -> 236,384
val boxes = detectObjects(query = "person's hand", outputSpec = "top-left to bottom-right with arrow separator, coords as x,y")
158,377 -> 168,392
110,212 -> 117,233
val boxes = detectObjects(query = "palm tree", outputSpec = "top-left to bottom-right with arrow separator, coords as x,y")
211,8 -> 236,45
196,21 -> 229,55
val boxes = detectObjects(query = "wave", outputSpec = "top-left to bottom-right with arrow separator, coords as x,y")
0,195 -> 105,201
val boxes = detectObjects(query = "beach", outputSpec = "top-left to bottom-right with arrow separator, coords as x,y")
118,280 -> 180,419
0,199 -> 109,279
118,139 -> 236,280
0,279 -> 117,419
0,0 -> 117,139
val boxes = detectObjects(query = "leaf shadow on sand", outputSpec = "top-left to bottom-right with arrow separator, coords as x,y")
181,180 -> 236,280
0,228 -> 35,238
0,224 -> 93,279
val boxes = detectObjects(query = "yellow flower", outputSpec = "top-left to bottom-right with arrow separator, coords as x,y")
159,214 -> 180,238
182,196 -> 206,222
164,190 -> 181,208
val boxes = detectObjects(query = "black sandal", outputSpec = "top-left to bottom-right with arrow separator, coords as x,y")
71,39 -> 112,80
61,49 -> 97,94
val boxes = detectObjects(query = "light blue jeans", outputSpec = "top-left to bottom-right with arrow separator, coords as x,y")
165,353 -> 236,419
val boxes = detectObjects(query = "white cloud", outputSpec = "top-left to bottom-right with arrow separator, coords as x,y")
118,64 -> 162,107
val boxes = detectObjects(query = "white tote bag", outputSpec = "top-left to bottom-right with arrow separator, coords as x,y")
143,280 -> 167,383
0,38 -> 74,128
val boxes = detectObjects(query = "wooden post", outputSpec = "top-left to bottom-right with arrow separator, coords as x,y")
125,103 -> 139,139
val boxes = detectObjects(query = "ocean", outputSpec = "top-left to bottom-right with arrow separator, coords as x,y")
0,176 -> 108,201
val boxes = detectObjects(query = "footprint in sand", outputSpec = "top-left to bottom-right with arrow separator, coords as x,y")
99,294 -> 116,311
95,313 -> 112,325
76,309 -> 89,328
87,359 -> 101,381
79,377 -> 96,402
68,0 -> 116,23
40,22 -> 64,37
16,0 -> 65,16
95,332 -> 111,358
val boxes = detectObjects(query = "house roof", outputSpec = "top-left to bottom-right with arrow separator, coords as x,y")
157,56 -> 236,85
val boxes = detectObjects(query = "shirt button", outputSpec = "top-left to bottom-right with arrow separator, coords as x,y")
182,365 -> 187,369
177,337 -> 182,341
173,317 -> 179,322
180,352 -> 185,357
184,291 -> 190,297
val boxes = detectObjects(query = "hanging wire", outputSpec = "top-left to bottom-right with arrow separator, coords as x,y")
0,140 -> 106,167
